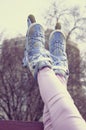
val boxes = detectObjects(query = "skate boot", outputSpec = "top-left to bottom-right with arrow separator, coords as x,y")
22,15 -> 36,67
49,30 -> 69,80
22,15 -> 52,79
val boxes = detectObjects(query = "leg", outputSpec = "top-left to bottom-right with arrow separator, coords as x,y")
43,105 -> 53,130
23,15 -> 53,129
23,15 -> 86,130
38,67 -> 86,130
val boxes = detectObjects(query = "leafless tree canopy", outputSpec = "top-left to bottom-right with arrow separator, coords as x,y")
44,1 -> 86,43
0,39 -> 43,121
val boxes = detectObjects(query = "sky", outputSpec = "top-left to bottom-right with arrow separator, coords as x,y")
0,0 -> 86,39
0,0 -> 52,38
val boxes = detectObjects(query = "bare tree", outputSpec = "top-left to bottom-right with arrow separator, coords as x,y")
44,1 -> 86,43
0,39 -> 43,121
80,52 -> 86,86
44,1 -> 69,27
0,31 -> 4,43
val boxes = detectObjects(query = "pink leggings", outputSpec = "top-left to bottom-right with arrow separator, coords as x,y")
37,67 -> 86,130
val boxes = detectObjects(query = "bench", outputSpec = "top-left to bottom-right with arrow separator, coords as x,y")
0,121 -> 44,130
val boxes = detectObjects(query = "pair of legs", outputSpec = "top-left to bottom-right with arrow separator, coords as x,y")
23,15 -> 86,130
38,68 -> 86,130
